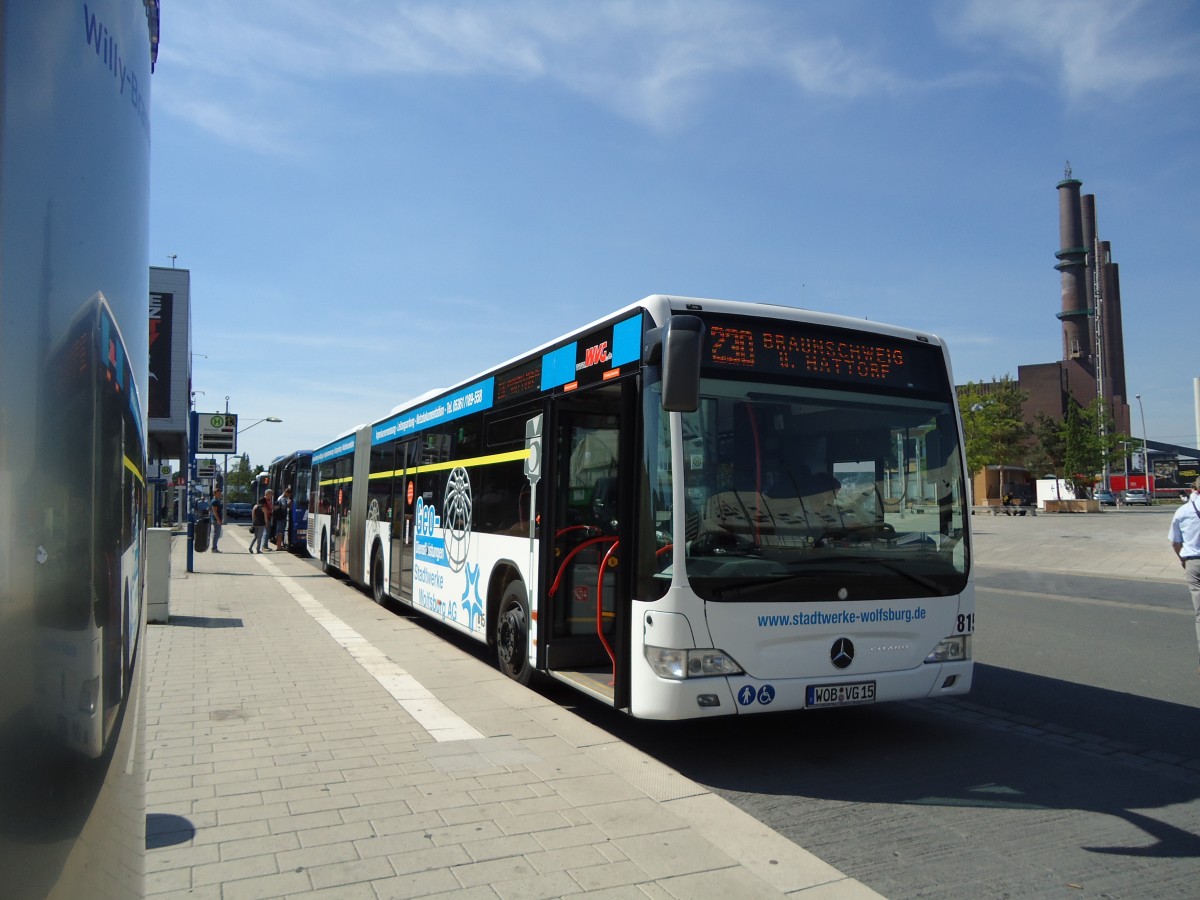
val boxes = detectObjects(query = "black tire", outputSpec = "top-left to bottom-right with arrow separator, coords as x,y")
495,582 -> 533,686
371,550 -> 386,605
320,531 -> 330,574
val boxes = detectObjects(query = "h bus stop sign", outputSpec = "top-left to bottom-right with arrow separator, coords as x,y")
198,413 -> 238,454
524,414 -> 543,485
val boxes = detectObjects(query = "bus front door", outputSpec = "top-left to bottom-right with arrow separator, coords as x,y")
543,382 -> 633,705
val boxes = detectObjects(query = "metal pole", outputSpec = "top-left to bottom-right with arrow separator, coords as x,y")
224,397 -> 230,498
1135,394 -> 1149,494
187,410 -> 198,572
1194,377 -> 1200,452
1091,234 -> 1107,488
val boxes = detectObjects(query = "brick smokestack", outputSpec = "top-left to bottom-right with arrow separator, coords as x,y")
1056,168 -> 1091,366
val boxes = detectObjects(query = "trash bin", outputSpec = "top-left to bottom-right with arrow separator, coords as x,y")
194,514 -> 211,552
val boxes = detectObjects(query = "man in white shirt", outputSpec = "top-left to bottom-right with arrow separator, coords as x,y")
1168,477 -> 1200,673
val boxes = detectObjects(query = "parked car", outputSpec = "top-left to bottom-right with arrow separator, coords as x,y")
1094,489 -> 1116,506
1121,489 -> 1152,506
226,501 -> 253,520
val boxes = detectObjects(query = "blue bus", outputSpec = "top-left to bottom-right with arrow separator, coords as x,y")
268,450 -> 313,553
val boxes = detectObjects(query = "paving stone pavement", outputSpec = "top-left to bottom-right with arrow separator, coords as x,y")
145,529 -> 882,899
145,505 -> 1185,898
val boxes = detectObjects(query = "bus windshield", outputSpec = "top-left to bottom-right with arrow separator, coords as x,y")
666,375 -> 969,603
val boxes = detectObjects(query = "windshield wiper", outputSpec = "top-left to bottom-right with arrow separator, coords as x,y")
712,556 -> 947,600
842,557 -> 945,595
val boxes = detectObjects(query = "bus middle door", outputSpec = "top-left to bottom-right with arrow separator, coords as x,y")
390,439 -> 419,604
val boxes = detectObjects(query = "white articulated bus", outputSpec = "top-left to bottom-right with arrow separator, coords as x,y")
308,295 -> 973,720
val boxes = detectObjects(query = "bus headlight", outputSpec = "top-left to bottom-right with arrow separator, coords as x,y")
644,646 -> 744,680
925,635 -> 970,663
79,676 -> 100,714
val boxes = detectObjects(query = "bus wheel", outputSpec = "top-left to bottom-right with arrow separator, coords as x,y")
320,532 -> 330,574
496,582 -> 533,685
371,551 -> 386,605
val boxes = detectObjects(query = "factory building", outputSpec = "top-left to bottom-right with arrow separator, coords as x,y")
961,166 -> 1198,496
1017,165 -> 1130,435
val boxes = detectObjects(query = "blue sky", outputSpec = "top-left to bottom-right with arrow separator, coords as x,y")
149,0 -> 1200,468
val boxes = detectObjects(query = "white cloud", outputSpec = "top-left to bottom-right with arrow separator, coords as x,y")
941,0 -> 1200,101
154,85 -> 301,157
156,1 -> 904,148
158,1 -> 1197,153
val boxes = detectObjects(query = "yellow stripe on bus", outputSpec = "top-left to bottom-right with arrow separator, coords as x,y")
123,455 -> 145,486
320,448 -> 529,487
366,447 -> 530,481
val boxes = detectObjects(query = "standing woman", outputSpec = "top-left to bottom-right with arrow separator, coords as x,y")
249,499 -> 266,553
261,489 -> 275,551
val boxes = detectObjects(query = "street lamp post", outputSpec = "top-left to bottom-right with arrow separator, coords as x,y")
240,416 -> 284,433
1135,393 -> 1149,495
224,416 -> 282,503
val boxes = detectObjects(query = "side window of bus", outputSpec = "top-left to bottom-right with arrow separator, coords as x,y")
474,464 -> 527,533
317,465 -> 333,515
369,442 -> 393,522
419,428 -> 448,520
481,407 -> 541,534
336,455 -> 353,521
450,420 -> 481,460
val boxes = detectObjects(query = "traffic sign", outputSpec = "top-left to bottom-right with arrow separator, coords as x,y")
198,413 -> 238,453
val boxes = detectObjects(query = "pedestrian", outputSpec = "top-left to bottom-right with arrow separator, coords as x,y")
273,487 -> 292,550
1168,476 -> 1200,674
249,499 -> 266,553
261,489 -> 275,551
210,486 -> 224,553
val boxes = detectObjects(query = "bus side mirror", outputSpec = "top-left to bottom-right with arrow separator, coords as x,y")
654,315 -> 703,412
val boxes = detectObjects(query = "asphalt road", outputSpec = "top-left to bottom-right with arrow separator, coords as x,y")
972,565 -> 1199,756
560,510 -> 1200,898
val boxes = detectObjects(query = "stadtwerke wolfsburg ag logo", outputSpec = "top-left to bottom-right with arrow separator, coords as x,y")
442,467 -> 472,573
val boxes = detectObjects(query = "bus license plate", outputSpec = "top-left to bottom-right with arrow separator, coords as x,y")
806,681 -> 876,708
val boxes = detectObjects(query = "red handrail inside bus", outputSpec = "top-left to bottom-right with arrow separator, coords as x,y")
596,540 -> 619,685
547,535 -> 618,597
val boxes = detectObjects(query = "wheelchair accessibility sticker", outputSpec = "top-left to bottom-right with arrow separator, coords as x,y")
737,684 -> 776,706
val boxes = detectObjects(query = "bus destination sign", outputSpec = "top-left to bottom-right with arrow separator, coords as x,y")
700,316 -> 947,393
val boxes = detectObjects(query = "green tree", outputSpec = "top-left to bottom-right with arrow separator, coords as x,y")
957,377 -> 1031,477
1029,412 -> 1065,479
1062,402 -> 1093,496
1032,399 -> 1129,497
223,454 -> 262,503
